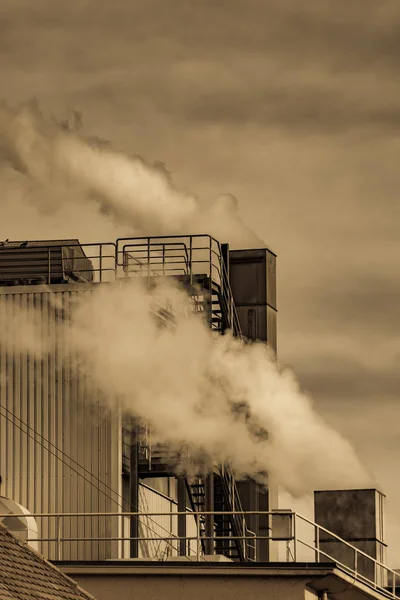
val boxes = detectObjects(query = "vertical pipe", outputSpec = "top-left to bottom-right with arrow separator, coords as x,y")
48,248 -> 51,284
129,420 -> 139,559
205,472 -> 214,555
177,478 -> 187,556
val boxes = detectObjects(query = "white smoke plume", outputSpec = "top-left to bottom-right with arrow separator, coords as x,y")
0,278 -> 371,496
63,279 -> 371,496
0,101 -> 260,247
0,100 -> 373,497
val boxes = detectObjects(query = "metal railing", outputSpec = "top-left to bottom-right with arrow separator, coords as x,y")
3,510 -> 398,597
115,235 -> 241,335
0,235 -> 242,337
218,464 -> 256,560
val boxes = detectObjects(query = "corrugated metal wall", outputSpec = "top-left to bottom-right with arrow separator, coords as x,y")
0,284 -> 122,561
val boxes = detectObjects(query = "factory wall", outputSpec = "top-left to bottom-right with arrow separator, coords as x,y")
62,570 -> 319,600
0,284 -> 122,561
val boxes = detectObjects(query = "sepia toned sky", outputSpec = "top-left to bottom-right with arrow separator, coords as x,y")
2,0 -> 400,564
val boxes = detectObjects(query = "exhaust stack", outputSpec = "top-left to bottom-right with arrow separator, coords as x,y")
314,489 -> 386,583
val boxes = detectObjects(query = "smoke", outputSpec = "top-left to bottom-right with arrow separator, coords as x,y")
0,101 -> 261,247
0,278 -> 371,496
64,279 -> 370,496
0,100 -> 373,496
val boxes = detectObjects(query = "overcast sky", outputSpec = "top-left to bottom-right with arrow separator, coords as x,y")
1,0 -> 400,564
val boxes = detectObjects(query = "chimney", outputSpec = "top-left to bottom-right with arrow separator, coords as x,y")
314,489 -> 386,584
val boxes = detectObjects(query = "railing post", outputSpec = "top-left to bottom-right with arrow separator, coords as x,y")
99,244 -> 103,283
316,525 -> 320,562
48,247 -> 51,284
293,513 -> 297,562
177,479 -> 187,556
56,515 -> 62,561
189,237 -> 193,286
197,516 -> 201,560
242,518 -> 246,561
147,238 -> 151,283
354,549 -> 358,577
205,473 -> 214,555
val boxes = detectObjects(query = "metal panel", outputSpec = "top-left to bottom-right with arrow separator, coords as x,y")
0,284 -> 120,561
314,489 -> 385,542
229,248 -> 277,351
314,489 -> 387,583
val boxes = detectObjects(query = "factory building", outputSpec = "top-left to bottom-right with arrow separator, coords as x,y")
0,234 -> 398,600
0,235 -> 276,562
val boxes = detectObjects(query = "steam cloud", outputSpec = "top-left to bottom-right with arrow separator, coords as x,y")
0,101 -> 261,247
0,101 -> 372,496
67,279 -> 371,496
0,279 -> 371,497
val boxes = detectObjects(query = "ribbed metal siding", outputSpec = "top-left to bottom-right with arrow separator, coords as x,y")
0,285 -> 121,561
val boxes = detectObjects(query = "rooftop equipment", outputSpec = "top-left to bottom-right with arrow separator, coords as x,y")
0,239 -> 94,285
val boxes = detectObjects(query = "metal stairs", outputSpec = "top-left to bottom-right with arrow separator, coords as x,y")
118,235 -> 250,560
186,470 -> 255,562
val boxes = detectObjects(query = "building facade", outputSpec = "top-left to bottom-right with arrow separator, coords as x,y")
0,234 -> 278,562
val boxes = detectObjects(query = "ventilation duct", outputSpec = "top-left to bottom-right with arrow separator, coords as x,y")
0,496 -> 39,551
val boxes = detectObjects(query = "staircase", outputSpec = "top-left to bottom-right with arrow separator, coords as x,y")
186,470 -> 256,562
118,235 -> 252,560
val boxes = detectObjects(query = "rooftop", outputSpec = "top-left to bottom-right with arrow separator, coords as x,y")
0,522 -> 96,600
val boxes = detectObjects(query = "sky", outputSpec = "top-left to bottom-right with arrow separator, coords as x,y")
1,0 -> 400,565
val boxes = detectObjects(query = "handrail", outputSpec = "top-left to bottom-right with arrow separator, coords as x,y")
6,510 -> 397,597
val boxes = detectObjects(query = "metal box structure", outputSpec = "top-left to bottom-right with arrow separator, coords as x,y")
228,247 -> 278,560
314,489 -> 387,584
0,240 -> 94,285
229,248 -> 277,352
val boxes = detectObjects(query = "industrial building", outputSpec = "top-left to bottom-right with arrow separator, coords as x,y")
0,234 -> 398,600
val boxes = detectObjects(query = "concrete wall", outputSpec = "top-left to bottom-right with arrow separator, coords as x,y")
71,572 -> 315,600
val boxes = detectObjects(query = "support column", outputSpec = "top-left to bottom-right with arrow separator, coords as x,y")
177,478 -> 187,556
205,473 -> 215,555
129,421 -> 139,559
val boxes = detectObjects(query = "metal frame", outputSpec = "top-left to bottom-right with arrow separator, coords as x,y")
4,509 -> 398,598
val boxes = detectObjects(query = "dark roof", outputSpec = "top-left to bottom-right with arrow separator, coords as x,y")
0,523 -> 95,600
1,239 -> 81,248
